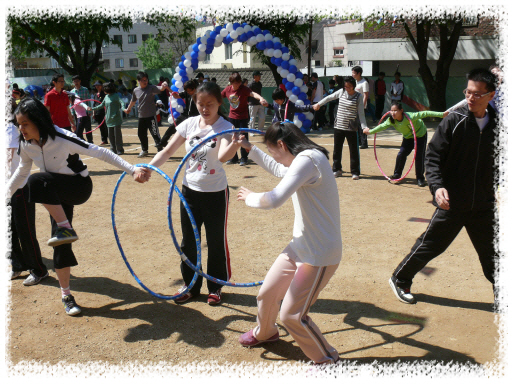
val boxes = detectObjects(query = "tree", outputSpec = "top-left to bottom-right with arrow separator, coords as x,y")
136,37 -> 176,69
7,8 -> 133,88
364,12 -> 468,111
212,9 -> 312,87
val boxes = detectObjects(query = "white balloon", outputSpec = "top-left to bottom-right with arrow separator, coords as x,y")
287,73 -> 296,82
263,48 -> 268,56
205,30 -> 212,37
256,34 -> 265,42
186,66 -> 194,75
306,112 -> 314,120
281,69 -> 289,78
170,99 -> 178,108
264,34 -> 273,41
286,90 -> 293,97
273,49 -> 282,58
198,44 -> 206,52
236,27 -> 244,35
282,53 -> 290,61
226,23 -> 234,32
220,28 -> 228,37
188,45 -> 194,52
175,66 -> 181,73
296,99 -> 304,106
289,59 -> 298,66
175,80 -> 183,88
176,105 -> 184,113
272,37 -> 280,43
229,31 -> 238,39
244,25 -> 252,33
267,48 -> 274,57
215,34 -> 224,42
252,25 -> 260,31
293,118 -> 302,128
214,40 -> 223,47
198,51 -> 207,60
179,87 -> 184,93
200,36 -> 208,44
183,59 -> 191,67
294,78 -> 303,87
184,52 -> 192,60
247,37 -> 257,46
289,95 -> 299,103
300,85 -> 308,93
173,73 -> 181,81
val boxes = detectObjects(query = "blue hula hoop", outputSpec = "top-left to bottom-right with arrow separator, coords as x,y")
111,163 -> 202,300
168,128 -> 265,288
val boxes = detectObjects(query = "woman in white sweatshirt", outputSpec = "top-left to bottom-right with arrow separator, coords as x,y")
236,121 -> 342,365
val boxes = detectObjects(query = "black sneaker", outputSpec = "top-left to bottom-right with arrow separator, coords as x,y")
239,158 -> 247,166
389,276 -> 416,304
47,227 -> 78,247
62,294 -> 82,316
417,179 -> 427,187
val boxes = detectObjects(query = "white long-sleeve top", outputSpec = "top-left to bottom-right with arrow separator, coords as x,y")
246,146 -> 342,267
7,126 -> 136,197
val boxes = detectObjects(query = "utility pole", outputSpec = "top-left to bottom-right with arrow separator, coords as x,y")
307,17 -> 313,78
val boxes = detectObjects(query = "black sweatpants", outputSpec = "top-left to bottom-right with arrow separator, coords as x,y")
94,111 -> 109,143
160,115 -> 187,147
138,116 -> 162,151
229,118 -> 250,163
9,186 -> 48,277
375,95 -> 385,120
180,185 -> 231,295
332,129 -> 360,176
76,115 -> 93,143
25,172 -> 93,269
394,134 -> 427,181
393,207 -> 496,289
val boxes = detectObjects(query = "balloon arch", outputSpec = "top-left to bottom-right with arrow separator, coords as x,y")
170,22 -> 314,133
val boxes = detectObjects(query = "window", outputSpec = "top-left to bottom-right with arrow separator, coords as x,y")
102,59 -> 110,69
128,35 -> 137,44
129,58 -> 138,68
113,35 -> 122,44
307,40 -> 319,54
225,44 -> 232,60
333,48 -> 344,56
142,34 -> 152,42
204,54 -> 211,63
115,58 -> 124,68
462,16 -> 479,27
314,60 -> 321,67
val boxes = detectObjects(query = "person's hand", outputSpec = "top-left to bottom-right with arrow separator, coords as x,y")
132,167 -> 152,183
261,99 -> 269,107
124,109 -> 130,114
172,91 -> 180,99
87,106 -> 92,111
435,188 -> 450,210
443,110 -> 449,118
363,128 -> 370,135
162,82 -> 169,89
312,104 -> 320,111
71,124 -> 77,133
237,186 -> 253,201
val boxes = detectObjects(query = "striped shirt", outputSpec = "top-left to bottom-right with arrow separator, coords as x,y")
316,89 -> 367,131
70,86 -> 91,115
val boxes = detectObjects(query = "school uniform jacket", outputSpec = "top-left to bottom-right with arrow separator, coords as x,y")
7,126 -> 135,197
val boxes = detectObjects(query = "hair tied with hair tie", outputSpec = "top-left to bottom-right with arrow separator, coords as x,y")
281,119 -> 293,125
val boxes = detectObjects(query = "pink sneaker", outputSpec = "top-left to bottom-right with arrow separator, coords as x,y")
239,329 -> 279,347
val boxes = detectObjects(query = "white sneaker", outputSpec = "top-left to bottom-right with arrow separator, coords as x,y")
352,174 -> 360,180
137,150 -> 149,158
333,170 -> 343,178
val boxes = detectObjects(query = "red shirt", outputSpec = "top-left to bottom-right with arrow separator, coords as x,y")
221,85 -> 251,120
44,88 -> 71,128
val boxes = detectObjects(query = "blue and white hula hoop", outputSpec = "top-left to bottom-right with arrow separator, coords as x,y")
167,128 -> 265,288
111,163 -> 202,300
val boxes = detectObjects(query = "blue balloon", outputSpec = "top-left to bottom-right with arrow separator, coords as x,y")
256,41 -> 266,50
263,29 -> 270,35
302,119 -> 312,129
196,37 -> 202,44
297,113 -> 306,121
210,31 -> 218,39
292,86 -> 301,95
191,58 -> 199,66
295,71 -> 304,79
288,65 -> 297,74
178,62 -> 186,70
288,55 -> 294,61
192,62 -> 199,70
285,82 -> 294,90
304,99 -> 311,106
171,78 -> 176,85
215,25 -> 222,33
190,51 -> 199,60
246,31 -> 255,38
171,85 -> 179,92
281,46 -> 289,54
192,43 -> 199,52
281,60 -> 289,70
298,92 -> 308,101
265,40 -> 273,49
233,22 -> 240,30
273,42 -> 282,50
179,69 -> 187,77
205,47 -> 213,54
181,76 -> 189,82
270,57 -> 276,64
173,111 -> 181,119
181,55 -> 186,62
238,33 -> 247,42
176,98 -> 185,106
253,27 -> 262,35
207,37 -> 215,45
282,78 -> 289,85
300,126 -> 308,134
242,22 -> 247,27
168,107 -> 172,114
223,36 -> 231,44
275,57 -> 283,66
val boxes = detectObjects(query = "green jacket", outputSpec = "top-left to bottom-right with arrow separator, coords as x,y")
369,111 -> 444,139
91,93 -> 125,127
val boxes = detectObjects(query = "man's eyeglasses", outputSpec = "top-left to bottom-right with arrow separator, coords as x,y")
463,89 -> 492,99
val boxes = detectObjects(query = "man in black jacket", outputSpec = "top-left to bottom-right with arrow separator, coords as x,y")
389,68 -> 498,305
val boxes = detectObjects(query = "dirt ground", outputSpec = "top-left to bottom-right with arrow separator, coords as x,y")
5,116 -> 503,378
